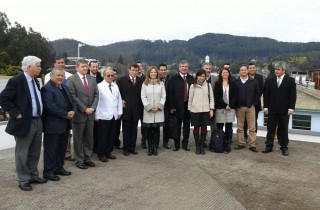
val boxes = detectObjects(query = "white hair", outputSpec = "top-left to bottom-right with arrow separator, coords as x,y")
21,56 -> 41,72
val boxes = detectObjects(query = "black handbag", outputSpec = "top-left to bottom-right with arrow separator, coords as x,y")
168,114 -> 179,139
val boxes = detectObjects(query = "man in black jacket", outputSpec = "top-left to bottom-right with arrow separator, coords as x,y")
167,60 -> 194,151
263,61 -> 296,156
234,64 -> 260,153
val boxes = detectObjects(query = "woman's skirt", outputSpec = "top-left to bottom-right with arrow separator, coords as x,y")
215,109 -> 236,123
190,112 -> 210,127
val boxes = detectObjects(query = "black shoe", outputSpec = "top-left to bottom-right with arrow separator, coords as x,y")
249,147 -> 258,153
163,144 -> 171,149
29,177 -> 47,184
55,169 -> 72,176
173,147 -> 180,151
141,143 -> 147,149
106,153 -> 117,159
153,148 -> 158,156
123,151 -> 130,156
84,161 -> 95,167
76,163 -> 88,169
44,175 -> 60,181
99,156 -> 109,162
114,145 -> 122,150
182,146 -> 190,151
262,149 -> 273,154
234,145 -> 245,150
65,156 -> 75,161
18,183 -> 32,191
129,150 -> 138,155
282,150 -> 289,156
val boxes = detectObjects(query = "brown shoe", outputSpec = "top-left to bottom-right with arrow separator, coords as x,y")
84,161 -> 95,167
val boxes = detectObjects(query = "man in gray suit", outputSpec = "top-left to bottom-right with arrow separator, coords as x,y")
67,59 -> 99,169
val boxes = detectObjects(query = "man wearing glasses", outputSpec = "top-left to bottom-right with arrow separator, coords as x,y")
95,68 -> 122,162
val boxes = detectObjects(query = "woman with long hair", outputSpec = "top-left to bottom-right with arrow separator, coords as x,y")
214,67 -> 237,153
141,66 -> 166,156
188,69 -> 214,155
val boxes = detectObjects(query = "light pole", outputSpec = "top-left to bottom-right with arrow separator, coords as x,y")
78,43 -> 85,59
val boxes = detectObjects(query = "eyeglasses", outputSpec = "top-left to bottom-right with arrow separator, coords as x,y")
106,75 -> 114,77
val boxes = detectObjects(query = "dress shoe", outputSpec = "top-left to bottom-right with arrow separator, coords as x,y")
163,144 -> 171,149
18,183 -> 32,191
129,150 -> 138,155
107,153 -> 117,159
114,145 -> 123,150
262,149 -> 273,154
282,150 -> 289,156
76,163 -> 88,169
249,147 -> 258,153
44,175 -> 60,181
173,147 -> 180,151
99,156 -> 109,162
182,146 -> 190,151
234,145 -> 245,150
141,143 -> 147,149
123,151 -> 130,156
55,169 -> 72,176
65,156 -> 75,161
84,161 -> 96,167
29,177 -> 47,184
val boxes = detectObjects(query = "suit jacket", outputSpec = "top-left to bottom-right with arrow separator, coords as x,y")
214,80 -> 238,109
251,73 -> 264,111
0,73 -> 39,137
41,80 -> 77,134
67,73 -> 99,123
87,70 -> 103,84
167,73 -> 194,119
117,75 -> 143,121
263,75 -> 296,114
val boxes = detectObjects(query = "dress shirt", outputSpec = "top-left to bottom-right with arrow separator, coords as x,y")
24,72 -> 43,116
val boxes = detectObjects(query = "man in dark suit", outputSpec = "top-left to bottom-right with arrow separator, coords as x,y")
0,56 -> 47,191
167,60 -> 194,151
41,67 -> 77,181
117,64 -> 143,156
263,61 -> 297,156
158,63 -> 171,149
244,62 -> 264,139
67,59 -> 99,169
87,60 -> 103,153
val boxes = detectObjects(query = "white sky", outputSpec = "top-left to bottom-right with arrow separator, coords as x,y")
2,0 -> 320,46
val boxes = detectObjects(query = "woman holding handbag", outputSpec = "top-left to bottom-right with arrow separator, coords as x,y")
188,69 -> 214,155
214,67 -> 238,153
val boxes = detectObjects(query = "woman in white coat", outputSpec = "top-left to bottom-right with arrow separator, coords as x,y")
141,66 -> 166,156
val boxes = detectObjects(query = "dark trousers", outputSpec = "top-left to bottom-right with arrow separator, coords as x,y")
43,129 -> 68,176
122,120 -> 138,152
175,102 -> 190,147
93,121 -> 99,153
147,127 -> 160,148
114,119 -> 122,147
244,108 -> 259,138
141,119 -> 147,146
97,118 -> 116,157
266,113 -> 290,151
163,109 -> 170,146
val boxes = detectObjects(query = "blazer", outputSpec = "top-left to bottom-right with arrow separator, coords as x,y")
263,75 -> 297,114
214,80 -> 238,109
67,73 -> 99,123
41,80 -> 77,134
251,73 -> 264,111
0,73 -> 38,137
117,75 -> 143,121
167,73 -> 194,119
87,70 -> 103,84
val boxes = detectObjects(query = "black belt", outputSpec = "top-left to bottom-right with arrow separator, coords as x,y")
32,116 -> 41,119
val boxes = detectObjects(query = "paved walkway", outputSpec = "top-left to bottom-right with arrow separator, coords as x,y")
0,127 -> 320,210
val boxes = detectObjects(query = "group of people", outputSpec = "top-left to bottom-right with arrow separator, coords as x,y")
0,55 -> 296,192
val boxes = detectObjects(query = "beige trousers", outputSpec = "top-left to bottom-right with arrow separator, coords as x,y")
236,106 -> 256,147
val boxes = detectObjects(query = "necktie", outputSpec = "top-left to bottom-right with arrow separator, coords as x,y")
83,76 -> 89,93
132,78 -> 135,87
109,84 -> 112,93
31,79 -> 41,116
277,77 -> 281,87
183,76 -> 187,102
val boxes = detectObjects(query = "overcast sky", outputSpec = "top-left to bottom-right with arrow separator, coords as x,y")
2,0 -> 320,46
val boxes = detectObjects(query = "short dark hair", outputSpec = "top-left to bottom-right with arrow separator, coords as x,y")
129,64 -> 139,69
248,62 -> 255,66
193,69 -> 206,84
158,63 -> 167,69
88,60 -> 98,67
54,55 -> 65,62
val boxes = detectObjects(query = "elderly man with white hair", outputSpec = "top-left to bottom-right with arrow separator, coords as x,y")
0,55 -> 48,191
